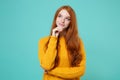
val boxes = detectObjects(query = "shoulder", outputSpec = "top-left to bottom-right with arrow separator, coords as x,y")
79,37 -> 85,48
79,38 -> 83,44
79,37 -> 86,52
38,36 -> 50,43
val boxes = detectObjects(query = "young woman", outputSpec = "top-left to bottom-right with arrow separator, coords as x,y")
38,5 -> 86,80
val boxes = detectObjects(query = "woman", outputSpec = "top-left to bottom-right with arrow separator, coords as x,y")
38,5 -> 86,80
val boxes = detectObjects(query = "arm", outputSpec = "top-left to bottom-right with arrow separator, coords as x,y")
38,36 -> 58,70
47,39 -> 86,79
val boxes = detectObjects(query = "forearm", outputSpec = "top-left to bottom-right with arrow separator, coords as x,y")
38,36 -> 58,70
48,65 -> 85,79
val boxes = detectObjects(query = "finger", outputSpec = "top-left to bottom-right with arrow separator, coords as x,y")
53,28 -> 58,32
56,27 -> 63,32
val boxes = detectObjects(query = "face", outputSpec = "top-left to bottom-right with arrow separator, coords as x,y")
56,9 -> 71,30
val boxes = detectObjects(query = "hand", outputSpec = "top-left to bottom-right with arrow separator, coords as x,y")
52,26 -> 63,37
45,70 -> 48,74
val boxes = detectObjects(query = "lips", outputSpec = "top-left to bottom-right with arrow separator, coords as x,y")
59,23 -> 64,27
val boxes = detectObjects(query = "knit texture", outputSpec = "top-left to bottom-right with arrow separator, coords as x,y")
38,36 -> 86,80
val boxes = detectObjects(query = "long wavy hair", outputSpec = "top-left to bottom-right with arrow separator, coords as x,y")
49,5 -> 82,67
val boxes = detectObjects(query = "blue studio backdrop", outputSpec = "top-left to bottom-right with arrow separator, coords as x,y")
0,0 -> 120,80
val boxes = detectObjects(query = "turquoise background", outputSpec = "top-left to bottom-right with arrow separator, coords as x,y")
0,0 -> 120,80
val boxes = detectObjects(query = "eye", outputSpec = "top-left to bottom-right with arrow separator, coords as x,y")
58,14 -> 62,17
66,17 -> 71,21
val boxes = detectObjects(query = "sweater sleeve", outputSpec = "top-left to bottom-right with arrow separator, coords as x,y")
48,39 -> 86,79
38,36 -> 58,70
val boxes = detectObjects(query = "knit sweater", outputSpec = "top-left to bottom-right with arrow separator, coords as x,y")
38,36 -> 86,80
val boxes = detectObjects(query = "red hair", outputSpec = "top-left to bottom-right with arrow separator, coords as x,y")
50,5 -> 82,67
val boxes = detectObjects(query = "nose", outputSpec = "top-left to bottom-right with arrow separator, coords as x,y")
61,18 -> 65,23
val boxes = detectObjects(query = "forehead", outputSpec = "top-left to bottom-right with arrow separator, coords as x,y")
58,9 -> 70,17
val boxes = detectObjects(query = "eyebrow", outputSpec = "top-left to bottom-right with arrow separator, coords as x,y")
58,13 -> 70,18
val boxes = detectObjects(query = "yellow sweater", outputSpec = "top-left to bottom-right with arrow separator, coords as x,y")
38,36 -> 86,80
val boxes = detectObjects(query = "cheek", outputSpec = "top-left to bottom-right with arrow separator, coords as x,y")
56,17 -> 60,22
64,22 -> 70,28
57,17 -> 61,22
56,18 -> 59,25
65,21 -> 70,26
